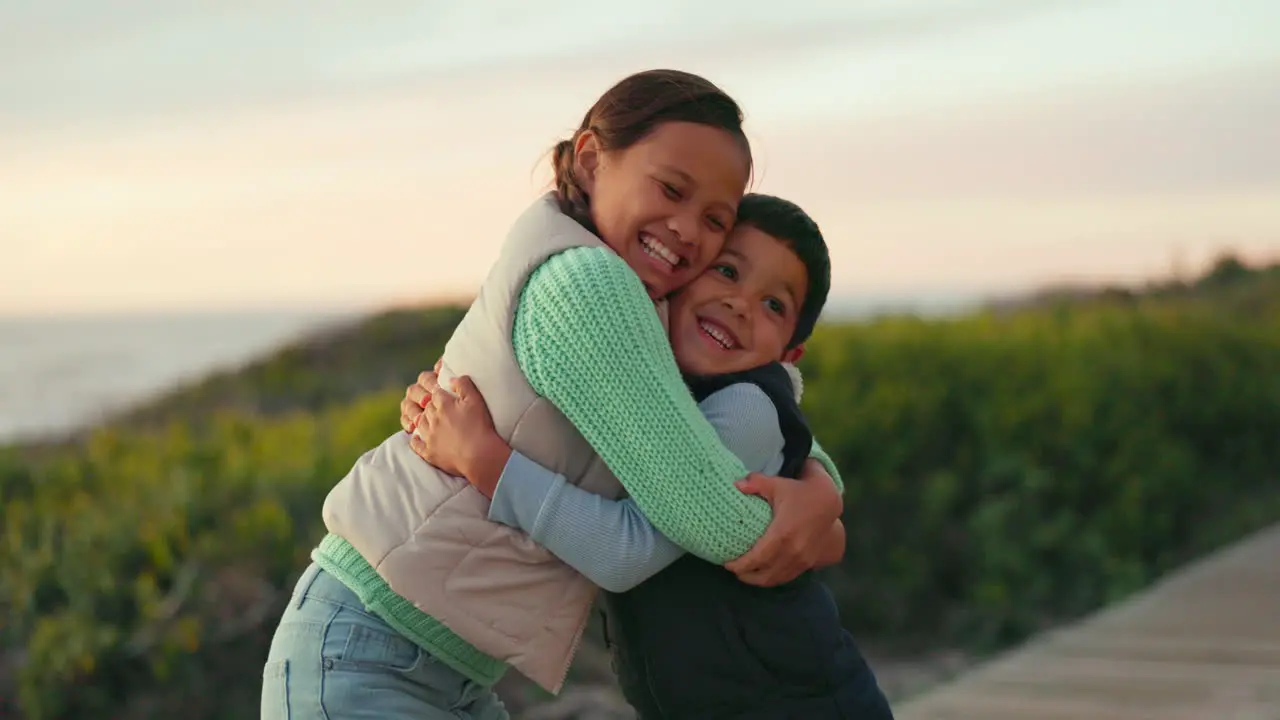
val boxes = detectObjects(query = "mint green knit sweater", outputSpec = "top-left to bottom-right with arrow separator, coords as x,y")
315,245 -> 842,685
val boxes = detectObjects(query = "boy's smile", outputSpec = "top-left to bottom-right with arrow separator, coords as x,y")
668,225 -> 809,377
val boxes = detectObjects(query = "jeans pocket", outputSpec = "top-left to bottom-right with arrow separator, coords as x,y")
261,659 -> 291,720
321,605 -> 422,674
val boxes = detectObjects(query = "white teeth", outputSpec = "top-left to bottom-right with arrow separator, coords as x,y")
640,234 -> 680,267
699,321 -> 734,349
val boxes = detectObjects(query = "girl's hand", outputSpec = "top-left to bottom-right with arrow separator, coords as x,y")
723,460 -> 845,586
409,374 -> 512,499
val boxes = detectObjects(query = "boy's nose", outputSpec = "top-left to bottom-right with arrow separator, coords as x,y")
720,294 -> 748,316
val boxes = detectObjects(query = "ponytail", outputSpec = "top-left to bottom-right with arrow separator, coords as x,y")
550,136 -> 595,233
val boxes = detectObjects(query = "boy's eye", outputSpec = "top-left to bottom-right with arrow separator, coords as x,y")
660,182 -> 683,200
765,297 -> 786,315
706,215 -> 728,232
712,263 -> 737,280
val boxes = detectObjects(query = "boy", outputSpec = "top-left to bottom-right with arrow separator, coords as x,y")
409,194 -> 894,718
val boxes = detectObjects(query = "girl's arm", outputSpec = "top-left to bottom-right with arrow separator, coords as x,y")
511,246 -> 840,564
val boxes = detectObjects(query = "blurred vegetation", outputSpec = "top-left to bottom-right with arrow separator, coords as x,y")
1,255 -> 1278,718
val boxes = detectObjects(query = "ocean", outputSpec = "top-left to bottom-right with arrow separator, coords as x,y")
0,293 -> 980,445
0,310 -> 354,443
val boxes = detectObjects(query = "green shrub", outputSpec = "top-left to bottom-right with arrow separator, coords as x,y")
2,268 -> 1277,717
803,293 -> 1280,649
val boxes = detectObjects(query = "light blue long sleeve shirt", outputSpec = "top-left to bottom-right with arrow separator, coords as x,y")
487,382 -> 788,592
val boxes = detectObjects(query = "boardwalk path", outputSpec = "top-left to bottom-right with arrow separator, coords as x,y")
896,523 -> 1280,720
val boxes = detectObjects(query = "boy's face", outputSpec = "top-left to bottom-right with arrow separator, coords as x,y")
668,224 -> 808,377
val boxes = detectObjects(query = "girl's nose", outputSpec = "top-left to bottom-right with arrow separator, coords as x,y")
667,213 -> 700,248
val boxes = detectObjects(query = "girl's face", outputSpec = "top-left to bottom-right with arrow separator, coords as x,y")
575,122 -> 750,298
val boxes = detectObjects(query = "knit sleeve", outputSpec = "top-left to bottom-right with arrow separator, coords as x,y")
809,440 -> 844,494
512,246 -> 772,563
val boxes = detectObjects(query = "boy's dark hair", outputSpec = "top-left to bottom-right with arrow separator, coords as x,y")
734,193 -> 831,347
551,69 -> 752,233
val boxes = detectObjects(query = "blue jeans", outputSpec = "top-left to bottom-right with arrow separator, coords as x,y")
261,563 -> 509,719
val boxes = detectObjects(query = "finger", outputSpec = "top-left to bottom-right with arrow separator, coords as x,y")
434,357 -> 443,374
451,375 -> 480,400
404,383 -> 430,409
724,541 -> 756,571
431,388 -> 458,412
725,539 -> 773,574
417,370 -> 441,393
412,404 -> 433,435
774,563 -> 805,585
734,473 -> 779,501
401,395 -> 423,421
734,562 -> 784,586
743,560 -> 801,587
735,568 -> 773,587
408,434 -> 430,459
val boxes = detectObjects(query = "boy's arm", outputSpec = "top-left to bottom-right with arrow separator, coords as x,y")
486,458 -> 680,593
487,383 -> 790,591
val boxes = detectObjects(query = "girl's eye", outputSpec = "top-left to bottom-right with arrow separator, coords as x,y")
766,298 -> 786,315
713,264 -> 737,280
661,182 -> 682,200
706,215 -> 728,232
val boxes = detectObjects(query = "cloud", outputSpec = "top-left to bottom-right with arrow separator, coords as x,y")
0,0 -> 1085,129
755,67 -> 1280,199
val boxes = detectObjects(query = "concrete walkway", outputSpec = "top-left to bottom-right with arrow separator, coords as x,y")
896,524 -> 1280,720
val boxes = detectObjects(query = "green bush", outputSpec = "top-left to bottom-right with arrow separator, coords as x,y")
1,394 -> 403,719
802,297 -> 1280,649
2,266 -> 1277,718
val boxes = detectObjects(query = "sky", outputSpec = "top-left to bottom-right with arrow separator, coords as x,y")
1,0 -> 1278,315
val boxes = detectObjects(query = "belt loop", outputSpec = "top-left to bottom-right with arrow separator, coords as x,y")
294,562 -> 323,609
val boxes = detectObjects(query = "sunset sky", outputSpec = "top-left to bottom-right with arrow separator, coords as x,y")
2,0 -> 1277,315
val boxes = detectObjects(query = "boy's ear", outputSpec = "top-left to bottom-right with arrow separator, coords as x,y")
781,344 -> 805,364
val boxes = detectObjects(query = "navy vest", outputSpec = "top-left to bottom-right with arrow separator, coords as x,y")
602,363 -> 894,719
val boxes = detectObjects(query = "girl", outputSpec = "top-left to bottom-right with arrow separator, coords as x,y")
261,70 -> 845,720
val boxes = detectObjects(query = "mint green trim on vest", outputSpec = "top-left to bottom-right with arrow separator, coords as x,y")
312,534 -> 508,687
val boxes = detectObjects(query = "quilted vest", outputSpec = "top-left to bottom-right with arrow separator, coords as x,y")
322,193 -> 654,693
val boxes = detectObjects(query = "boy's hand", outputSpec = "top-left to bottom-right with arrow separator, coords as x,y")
724,470 -> 844,586
399,358 -> 444,433
404,370 -> 512,499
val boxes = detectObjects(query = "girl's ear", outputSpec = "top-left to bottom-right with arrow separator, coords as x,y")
573,130 -> 602,196
781,344 -> 805,364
